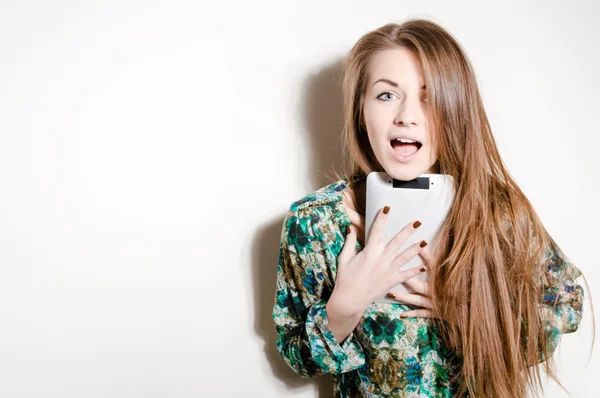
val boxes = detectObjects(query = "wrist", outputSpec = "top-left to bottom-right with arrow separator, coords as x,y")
326,290 -> 365,344
327,288 -> 367,319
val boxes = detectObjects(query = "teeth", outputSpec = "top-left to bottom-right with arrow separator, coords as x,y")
394,138 -> 417,143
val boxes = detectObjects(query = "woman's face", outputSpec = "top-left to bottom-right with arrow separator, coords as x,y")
362,47 -> 438,181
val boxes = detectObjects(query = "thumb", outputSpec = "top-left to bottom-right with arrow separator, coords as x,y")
338,225 -> 357,265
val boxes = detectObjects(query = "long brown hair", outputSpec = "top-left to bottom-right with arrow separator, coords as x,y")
334,18 -> 594,397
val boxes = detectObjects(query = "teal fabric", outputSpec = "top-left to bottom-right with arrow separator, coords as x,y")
272,178 -> 584,397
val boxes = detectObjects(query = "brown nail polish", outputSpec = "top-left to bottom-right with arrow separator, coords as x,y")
400,314 -> 407,319
420,267 -> 426,272
413,220 -> 422,228
386,292 -> 395,299
419,240 -> 427,248
346,225 -> 351,234
383,206 -> 390,214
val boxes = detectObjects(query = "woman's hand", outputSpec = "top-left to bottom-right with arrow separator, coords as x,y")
327,206 -> 428,319
385,246 -> 441,319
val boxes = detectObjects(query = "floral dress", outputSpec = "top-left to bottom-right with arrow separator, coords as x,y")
272,178 -> 584,397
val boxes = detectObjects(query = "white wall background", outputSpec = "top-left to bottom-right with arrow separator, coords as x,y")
0,1 -> 598,397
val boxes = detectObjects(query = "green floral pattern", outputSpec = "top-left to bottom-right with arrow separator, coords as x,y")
272,178 -> 584,397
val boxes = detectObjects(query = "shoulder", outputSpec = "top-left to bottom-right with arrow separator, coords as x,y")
544,244 -> 583,281
281,178 -> 349,251
288,178 -> 349,213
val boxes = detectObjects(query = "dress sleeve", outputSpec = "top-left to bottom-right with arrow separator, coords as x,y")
537,248 -> 585,361
272,208 -> 365,377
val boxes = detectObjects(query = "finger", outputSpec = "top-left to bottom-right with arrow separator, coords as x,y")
402,278 -> 431,296
382,219 -> 422,261
386,292 -> 433,309
391,262 -> 427,285
390,240 -> 428,273
400,309 -> 436,319
366,206 -> 391,247
338,225 -> 357,264
419,245 -> 435,269
418,246 -> 433,267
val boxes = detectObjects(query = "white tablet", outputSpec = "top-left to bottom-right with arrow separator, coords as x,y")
365,172 -> 455,303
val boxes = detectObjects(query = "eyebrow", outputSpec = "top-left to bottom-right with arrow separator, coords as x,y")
372,78 -> 426,90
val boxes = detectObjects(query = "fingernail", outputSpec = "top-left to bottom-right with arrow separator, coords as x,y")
346,225 -> 351,234
413,220 -> 422,228
400,314 -> 407,319
383,206 -> 390,214
420,267 -> 426,272
419,240 -> 427,248
386,293 -> 395,299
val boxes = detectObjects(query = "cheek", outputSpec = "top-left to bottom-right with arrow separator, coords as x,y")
363,104 -> 387,133
425,146 -> 437,164
364,116 -> 387,144
363,118 -> 377,146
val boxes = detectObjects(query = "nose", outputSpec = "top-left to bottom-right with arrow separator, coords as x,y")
394,98 -> 420,126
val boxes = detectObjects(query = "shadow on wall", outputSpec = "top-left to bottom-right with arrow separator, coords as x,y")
252,58 -> 348,398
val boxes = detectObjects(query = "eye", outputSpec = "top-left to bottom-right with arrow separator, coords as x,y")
376,92 -> 397,101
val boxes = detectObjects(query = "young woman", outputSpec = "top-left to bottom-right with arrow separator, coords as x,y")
272,18 -> 593,397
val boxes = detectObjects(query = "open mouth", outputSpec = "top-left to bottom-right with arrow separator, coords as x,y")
390,138 -> 422,157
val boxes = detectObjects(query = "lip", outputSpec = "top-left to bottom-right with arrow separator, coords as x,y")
389,135 -> 422,144
390,141 -> 421,163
